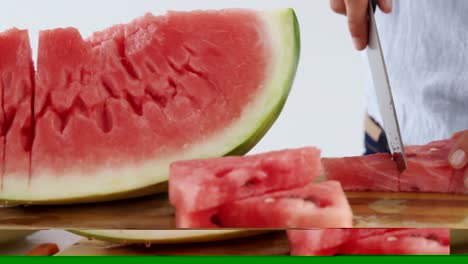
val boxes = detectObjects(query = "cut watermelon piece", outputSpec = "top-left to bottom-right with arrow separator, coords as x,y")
0,29 -> 34,195
217,181 -> 352,228
287,229 -> 399,255
287,229 -> 450,256
323,135 -> 466,194
449,169 -> 467,195
322,153 -> 399,192
339,229 -> 450,255
0,8 -> 301,204
400,138 -> 464,193
169,147 -> 322,212
176,208 -> 219,229
176,181 -> 352,229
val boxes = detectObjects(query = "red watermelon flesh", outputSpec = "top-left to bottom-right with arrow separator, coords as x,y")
33,11 -> 267,179
287,229 -> 449,256
342,236 -> 448,255
449,169 -> 467,194
0,9 -> 300,203
0,29 -> 34,191
400,138 -> 464,193
169,147 -> 322,212
287,228 -> 401,255
322,153 -> 399,192
176,181 -> 352,229
339,229 -> 450,255
323,136 -> 465,194
175,208 -> 218,229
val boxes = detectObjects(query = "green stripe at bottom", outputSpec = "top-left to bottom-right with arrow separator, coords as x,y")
0,255 -> 465,264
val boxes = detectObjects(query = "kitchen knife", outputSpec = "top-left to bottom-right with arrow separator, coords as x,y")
367,0 -> 407,172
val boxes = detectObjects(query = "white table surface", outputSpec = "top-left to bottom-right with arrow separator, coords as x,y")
0,230 -> 82,256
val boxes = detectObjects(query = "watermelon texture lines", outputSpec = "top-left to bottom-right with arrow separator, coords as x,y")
0,9 -> 301,204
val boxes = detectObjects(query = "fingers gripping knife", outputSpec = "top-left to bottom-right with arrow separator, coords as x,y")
366,0 -> 407,172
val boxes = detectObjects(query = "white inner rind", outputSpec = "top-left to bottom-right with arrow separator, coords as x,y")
73,230 -> 259,244
0,9 -> 298,202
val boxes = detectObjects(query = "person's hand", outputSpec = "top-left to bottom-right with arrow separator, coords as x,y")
330,0 -> 393,50
448,130 -> 468,188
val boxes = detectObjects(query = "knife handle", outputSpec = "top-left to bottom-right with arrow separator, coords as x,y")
370,0 -> 378,13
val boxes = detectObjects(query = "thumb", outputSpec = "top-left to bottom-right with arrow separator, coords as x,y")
449,131 -> 468,169
378,0 -> 393,13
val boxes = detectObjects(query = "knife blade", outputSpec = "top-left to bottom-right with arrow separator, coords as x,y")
366,0 -> 407,172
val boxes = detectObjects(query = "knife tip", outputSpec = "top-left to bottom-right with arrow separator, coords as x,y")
393,152 -> 407,173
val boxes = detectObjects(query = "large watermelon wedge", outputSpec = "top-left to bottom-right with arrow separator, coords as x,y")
0,8 -> 300,204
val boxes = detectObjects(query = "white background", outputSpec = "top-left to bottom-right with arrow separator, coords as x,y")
0,0 -> 367,254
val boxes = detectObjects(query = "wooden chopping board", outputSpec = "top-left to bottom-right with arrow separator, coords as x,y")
0,192 -> 467,229
451,229 -> 468,254
56,230 -> 468,256
57,231 -> 290,256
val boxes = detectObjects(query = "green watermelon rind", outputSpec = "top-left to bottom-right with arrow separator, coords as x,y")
228,8 -> 301,156
70,230 -> 270,245
1,8 -> 301,205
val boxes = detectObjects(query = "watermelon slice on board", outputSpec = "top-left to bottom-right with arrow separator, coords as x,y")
175,181 -> 352,229
287,229 -> 398,256
323,136 -> 466,194
322,153 -> 399,192
214,181 -> 352,228
170,147 -> 352,229
339,229 -> 450,255
169,147 -> 322,213
287,229 -> 450,256
400,138 -> 465,194
0,8 -> 301,204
